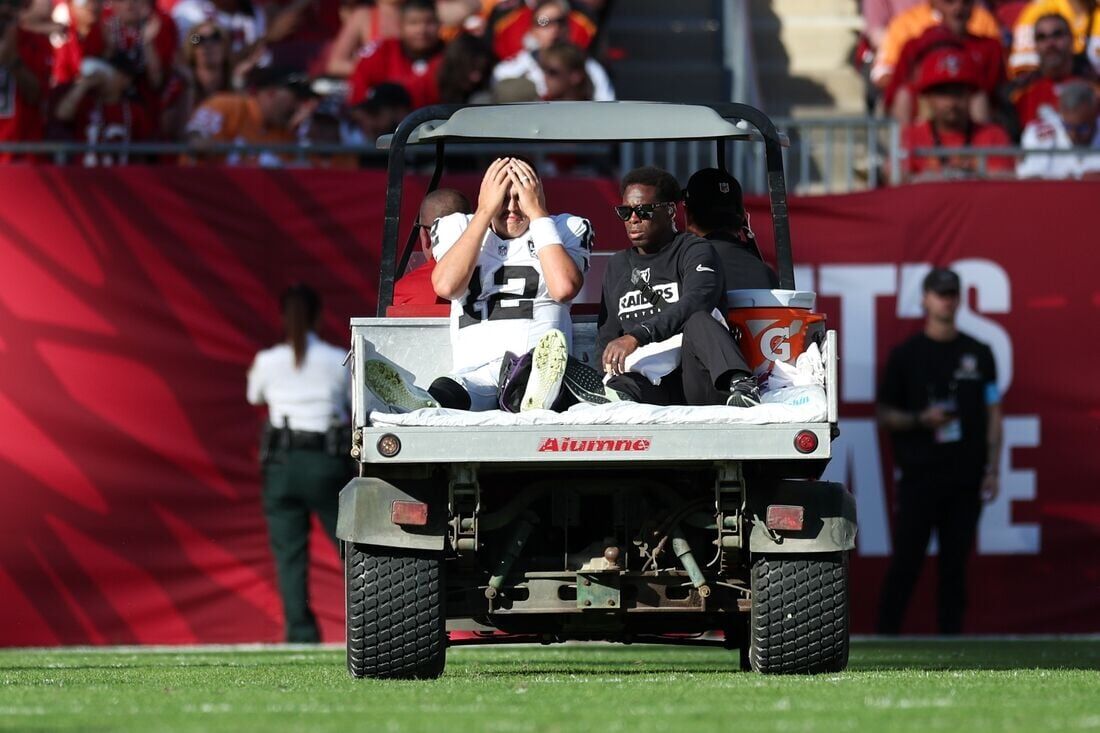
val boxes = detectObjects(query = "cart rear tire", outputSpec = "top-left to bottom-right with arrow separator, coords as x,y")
345,543 -> 446,679
749,552 -> 849,674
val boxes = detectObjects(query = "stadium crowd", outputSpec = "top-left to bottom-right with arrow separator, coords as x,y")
0,0 -> 612,164
2,0 -> 1098,179
862,0 -> 1100,179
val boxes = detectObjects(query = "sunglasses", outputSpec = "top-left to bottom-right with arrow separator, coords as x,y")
614,202 -> 675,221
1035,28 -> 1070,42
541,65 -> 566,77
190,30 -> 224,45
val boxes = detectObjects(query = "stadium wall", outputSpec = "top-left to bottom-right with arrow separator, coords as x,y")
0,168 -> 1096,644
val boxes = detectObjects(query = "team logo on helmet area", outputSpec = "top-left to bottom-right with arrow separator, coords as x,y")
719,182 -> 730,193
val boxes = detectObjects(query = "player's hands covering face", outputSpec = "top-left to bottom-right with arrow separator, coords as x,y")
506,159 -> 549,220
477,158 -> 513,216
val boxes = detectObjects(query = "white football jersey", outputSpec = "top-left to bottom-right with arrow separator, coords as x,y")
431,212 -> 593,372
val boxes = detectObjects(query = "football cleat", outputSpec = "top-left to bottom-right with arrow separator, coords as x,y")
563,357 -> 631,405
520,329 -> 568,412
364,360 -> 438,412
726,375 -> 761,408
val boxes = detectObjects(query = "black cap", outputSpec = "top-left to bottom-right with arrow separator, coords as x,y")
355,82 -> 413,113
922,267 -> 961,294
683,168 -> 745,220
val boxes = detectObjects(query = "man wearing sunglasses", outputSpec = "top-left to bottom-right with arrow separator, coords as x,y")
595,166 -> 760,408
1009,13 -> 1097,128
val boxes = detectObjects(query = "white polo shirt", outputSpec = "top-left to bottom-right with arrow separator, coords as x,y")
247,333 -> 350,433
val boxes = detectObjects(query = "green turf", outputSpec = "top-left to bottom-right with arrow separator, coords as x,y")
1,641 -> 1098,732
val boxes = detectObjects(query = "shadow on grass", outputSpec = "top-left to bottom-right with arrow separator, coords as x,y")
850,641 -> 1100,672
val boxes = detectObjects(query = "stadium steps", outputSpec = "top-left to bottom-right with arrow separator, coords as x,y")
601,0 -> 729,103
749,0 -> 865,117
749,0 -> 873,192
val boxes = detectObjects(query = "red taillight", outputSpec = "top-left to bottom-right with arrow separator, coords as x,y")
766,504 -> 805,531
391,500 -> 428,526
794,430 -> 819,454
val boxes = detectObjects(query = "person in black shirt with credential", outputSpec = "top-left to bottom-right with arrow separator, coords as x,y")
876,267 -> 1003,635
682,167 -> 779,291
595,166 -> 759,407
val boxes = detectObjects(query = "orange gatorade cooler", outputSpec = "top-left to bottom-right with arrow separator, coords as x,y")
726,290 -> 825,374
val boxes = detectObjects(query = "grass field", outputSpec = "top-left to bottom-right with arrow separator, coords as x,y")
1,640 -> 1098,732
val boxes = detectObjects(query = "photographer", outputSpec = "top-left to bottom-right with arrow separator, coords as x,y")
0,0 -> 51,163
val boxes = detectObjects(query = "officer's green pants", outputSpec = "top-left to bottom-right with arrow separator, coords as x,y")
261,448 -> 350,642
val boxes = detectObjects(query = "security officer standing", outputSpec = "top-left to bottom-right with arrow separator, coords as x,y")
876,267 -> 1003,635
246,284 -> 352,643
682,167 -> 779,290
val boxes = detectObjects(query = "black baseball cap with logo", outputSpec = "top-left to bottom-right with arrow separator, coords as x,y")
682,168 -> 745,221
922,267 -> 961,294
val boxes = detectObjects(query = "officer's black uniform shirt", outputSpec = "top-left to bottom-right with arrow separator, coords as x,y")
596,232 -> 723,355
705,230 -> 780,290
877,332 -> 997,477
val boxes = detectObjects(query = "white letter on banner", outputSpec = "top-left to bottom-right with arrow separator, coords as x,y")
896,263 -> 932,318
978,416 -> 1041,555
818,265 -> 896,403
793,265 -> 815,293
821,418 -> 890,557
952,258 -> 1013,395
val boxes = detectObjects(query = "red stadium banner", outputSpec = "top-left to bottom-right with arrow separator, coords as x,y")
0,168 -> 1096,645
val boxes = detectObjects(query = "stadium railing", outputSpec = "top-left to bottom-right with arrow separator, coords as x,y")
3,134 -> 1097,190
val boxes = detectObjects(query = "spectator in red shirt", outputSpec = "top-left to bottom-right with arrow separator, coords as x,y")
0,0 -> 52,163
1009,13 -> 1097,129
54,52 -> 153,165
52,0 -> 107,86
886,22 -> 1005,125
102,0 -> 177,92
392,188 -> 471,307
486,0 -> 594,61
262,0 -> 341,71
346,0 -> 443,109
901,47 -> 1014,180
325,0 -> 402,77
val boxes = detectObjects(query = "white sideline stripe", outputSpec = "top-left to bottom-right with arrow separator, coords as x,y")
3,635 -> 1100,653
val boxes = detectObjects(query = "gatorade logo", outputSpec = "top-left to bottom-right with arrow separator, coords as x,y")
746,318 -> 802,363
761,326 -> 791,362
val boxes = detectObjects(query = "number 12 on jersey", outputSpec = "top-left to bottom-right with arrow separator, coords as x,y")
459,265 -> 540,327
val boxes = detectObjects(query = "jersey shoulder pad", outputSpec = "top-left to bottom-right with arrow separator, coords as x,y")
430,212 -> 474,260
553,213 -> 594,249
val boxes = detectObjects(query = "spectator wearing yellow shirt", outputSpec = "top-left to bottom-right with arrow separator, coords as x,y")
1009,0 -> 1100,76
872,0 -> 1002,89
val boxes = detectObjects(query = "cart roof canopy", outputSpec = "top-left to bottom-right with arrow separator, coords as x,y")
376,102 -> 791,149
